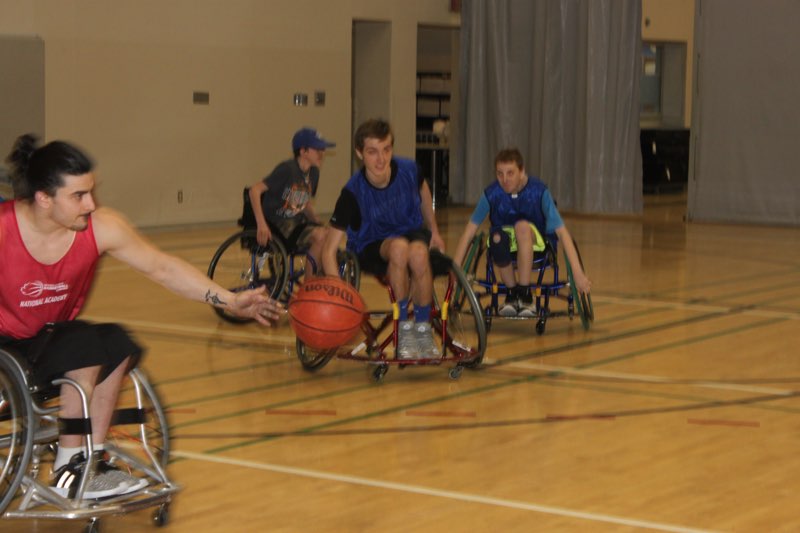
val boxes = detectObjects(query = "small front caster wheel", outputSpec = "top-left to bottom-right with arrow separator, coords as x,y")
448,366 -> 463,380
535,318 -> 546,335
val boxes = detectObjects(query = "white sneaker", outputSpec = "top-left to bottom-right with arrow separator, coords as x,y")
498,294 -> 519,317
396,320 -> 416,359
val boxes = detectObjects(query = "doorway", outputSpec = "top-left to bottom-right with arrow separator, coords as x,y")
416,25 -> 459,208
351,21 -> 391,175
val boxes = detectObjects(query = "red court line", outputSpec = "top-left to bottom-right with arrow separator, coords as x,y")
265,409 -> 338,416
687,418 -> 760,428
405,410 -> 477,418
545,414 -> 616,421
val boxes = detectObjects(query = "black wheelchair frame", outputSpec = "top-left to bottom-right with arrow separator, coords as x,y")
207,188 -> 360,323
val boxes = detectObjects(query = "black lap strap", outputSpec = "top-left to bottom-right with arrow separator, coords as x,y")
111,407 -> 148,425
58,417 -> 93,436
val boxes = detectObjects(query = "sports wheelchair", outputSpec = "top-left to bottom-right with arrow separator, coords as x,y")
0,348 -> 177,533
461,230 -> 593,335
207,188 -> 359,323
295,250 -> 487,382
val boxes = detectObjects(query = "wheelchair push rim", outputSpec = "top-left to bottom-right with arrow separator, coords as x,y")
0,353 -> 34,515
207,229 -> 289,323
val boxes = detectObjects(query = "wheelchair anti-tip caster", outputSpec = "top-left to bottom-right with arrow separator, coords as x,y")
153,502 -> 170,527
535,318 -> 546,335
370,364 -> 388,383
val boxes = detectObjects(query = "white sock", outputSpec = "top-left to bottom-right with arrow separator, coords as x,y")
54,446 -> 83,471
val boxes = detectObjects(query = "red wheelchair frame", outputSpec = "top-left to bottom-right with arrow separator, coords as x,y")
296,251 -> 487,382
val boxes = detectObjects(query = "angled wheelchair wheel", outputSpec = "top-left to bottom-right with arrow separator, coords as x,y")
296,341 -> 336,372
106,368 -> 170,476
207,229 -> 289,323
295,250 -> 361,372
565,239 -> 594,330
132,369 -> 170,468
337,249 -> 361,291
0,352 -> 34,514
430,251 -> 487,368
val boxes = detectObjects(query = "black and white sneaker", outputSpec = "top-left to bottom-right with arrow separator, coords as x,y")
92,450 -> 149,494
51,452 -> 130,499
517,291 -> 536,318
499,291 -> 520,317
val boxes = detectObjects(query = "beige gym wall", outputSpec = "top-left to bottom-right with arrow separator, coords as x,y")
0,0 -> 458,227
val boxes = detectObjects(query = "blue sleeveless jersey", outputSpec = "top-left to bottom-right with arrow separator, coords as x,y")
345,157 -> 423,254
484,177 -> 549,237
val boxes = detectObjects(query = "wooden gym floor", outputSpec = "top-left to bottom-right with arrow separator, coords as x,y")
11,193 -> 800,532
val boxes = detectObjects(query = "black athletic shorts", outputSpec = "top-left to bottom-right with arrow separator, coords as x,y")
357,228 -> 432,276
270,215 -> 320,252
0,320 -> 143,389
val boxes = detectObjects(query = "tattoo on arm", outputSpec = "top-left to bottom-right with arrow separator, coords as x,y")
204,290 -> 227,307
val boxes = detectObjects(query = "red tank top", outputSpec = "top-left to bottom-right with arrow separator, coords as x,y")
0,201 -> 99,339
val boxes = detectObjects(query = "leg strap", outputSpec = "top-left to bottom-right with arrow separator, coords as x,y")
58,417 -> 93,436
111,407 -> 148,425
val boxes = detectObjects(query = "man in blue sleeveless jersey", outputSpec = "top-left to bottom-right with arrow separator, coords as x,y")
452,148 -> 591,317
322,119 -> 445,359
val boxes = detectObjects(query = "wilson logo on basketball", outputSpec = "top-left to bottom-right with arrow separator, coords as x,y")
302,282 -> 355,305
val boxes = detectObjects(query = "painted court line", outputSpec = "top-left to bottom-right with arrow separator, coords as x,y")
173,450 -> 715,533
405,410 -> 477,418
82,314 -> 296,343
510,362 -> 795,397
687,418 -> 760,428
594,295 -> 799,320
265,408 -> 337,416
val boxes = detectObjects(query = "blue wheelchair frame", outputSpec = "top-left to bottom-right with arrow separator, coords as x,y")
462,231 -> 593,335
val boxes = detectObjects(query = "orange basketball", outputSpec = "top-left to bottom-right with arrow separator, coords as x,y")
288,277 -> 366,350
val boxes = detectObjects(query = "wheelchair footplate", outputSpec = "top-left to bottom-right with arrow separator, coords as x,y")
299,309 -> 484,383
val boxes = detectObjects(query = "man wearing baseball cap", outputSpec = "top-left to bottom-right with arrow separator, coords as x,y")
248,127 -> 335,275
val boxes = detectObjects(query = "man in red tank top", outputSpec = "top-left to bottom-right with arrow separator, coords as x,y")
1,134 -> 284,499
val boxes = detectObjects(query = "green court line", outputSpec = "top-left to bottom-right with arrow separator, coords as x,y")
165,307 -> 748,436
621,266 -> 799,300
203,375 -> 534,453
199,311 -> 792,454
168,368 -> 364,415
174,382 -> 377,432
